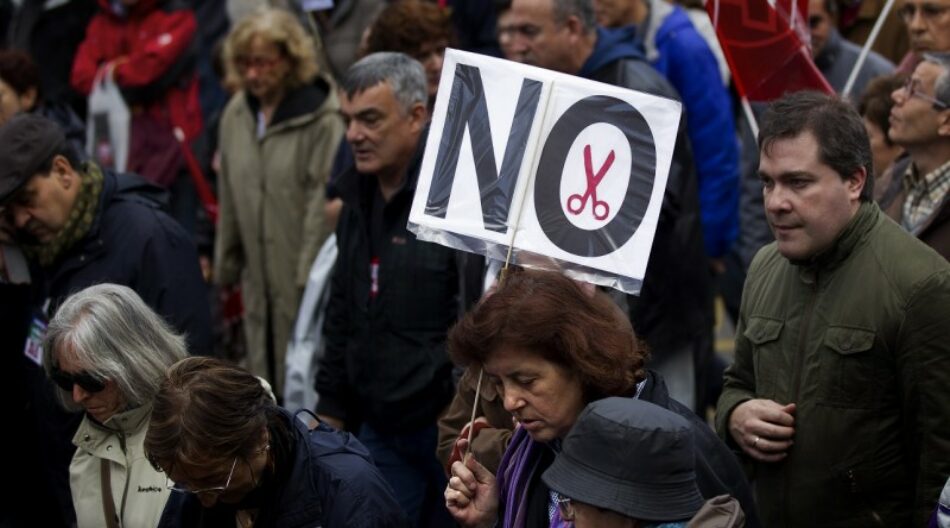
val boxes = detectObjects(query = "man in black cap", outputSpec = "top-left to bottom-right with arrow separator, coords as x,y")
542,397 -> 744,528
0,113 -> 211,526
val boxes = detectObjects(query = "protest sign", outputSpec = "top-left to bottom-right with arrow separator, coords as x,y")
408,49 -> 682,294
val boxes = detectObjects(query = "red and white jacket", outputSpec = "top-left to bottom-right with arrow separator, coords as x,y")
71,0 -> 202,142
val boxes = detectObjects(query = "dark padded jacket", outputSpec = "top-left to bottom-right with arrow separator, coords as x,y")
158,410 -> 408,527
41,166 -> 212,353
316,137 -> 459,433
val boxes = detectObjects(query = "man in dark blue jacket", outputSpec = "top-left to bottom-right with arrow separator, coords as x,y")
0,114 -> 212,526
594,0 -> 740,264
496,0 -> 713,412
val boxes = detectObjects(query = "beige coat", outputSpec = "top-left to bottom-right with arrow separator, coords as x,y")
214,80 -> 344,393
70,406 -> 170,528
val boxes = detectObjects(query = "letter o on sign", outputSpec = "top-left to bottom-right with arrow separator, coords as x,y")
534,95 -> 657,257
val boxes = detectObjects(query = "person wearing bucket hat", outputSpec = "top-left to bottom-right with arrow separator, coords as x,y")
0,112 -> 212,525
542,398 -> 743,528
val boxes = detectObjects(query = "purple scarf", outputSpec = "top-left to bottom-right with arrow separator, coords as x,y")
496,428 -> 571,528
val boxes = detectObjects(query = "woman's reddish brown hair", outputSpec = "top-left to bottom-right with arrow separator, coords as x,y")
449,268 -> 648,403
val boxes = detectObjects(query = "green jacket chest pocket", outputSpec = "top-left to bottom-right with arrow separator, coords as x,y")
745,316 -> 785,398
820,326 -> 880,409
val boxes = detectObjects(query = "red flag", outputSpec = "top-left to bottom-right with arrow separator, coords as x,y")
707,0 -> 833,102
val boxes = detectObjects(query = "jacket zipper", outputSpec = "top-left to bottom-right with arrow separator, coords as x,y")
118,431 -> 129,527
785,271 -> 818,527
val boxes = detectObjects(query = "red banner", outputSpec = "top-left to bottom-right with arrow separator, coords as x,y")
707,0 -> 833,101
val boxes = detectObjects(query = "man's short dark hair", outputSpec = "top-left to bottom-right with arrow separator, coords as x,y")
552,0 -> 597,32
759,91 -> 874,202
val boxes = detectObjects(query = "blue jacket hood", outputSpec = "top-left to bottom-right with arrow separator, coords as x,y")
578,27 -> 646,79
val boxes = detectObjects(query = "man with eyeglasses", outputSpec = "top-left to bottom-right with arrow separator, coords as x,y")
884,52 -> 950,259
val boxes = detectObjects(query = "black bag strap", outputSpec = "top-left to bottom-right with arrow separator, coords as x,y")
100,458 -> 120,528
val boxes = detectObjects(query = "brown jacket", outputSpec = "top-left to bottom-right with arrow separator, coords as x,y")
436,367 -> 514,475
688,495 -> 745,528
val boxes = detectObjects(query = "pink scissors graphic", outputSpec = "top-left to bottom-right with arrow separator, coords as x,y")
567,145 -> 615,221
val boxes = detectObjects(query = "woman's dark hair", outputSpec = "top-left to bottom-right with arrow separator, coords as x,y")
0,50 -> 40,98
145,357 -> 286,473
363,0 -> 456,59
858,74 -> 904,148
449,269 -> 648,403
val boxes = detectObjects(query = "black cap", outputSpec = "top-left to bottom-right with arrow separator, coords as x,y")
542,397 -> 705,522
0,114 -> 68,204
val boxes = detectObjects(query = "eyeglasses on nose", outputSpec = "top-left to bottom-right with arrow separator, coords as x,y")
234,56 -> 280,72
897,2 -> 950,23
901,77 -> 949,110
51,367 -> 106,393
167,457 -> 238,497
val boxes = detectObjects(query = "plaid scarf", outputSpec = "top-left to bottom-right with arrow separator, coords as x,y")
23,162 -> 104,267
902,159 -> 950,235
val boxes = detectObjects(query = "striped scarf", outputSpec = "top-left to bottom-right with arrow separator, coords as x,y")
23,162 -> 104,267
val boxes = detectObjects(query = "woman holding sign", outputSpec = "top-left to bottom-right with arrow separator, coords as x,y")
443,269 -> 758,527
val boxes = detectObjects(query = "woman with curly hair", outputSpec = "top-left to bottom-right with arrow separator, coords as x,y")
214,7 -> 344,395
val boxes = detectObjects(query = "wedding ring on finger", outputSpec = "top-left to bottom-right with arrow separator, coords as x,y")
753,436 -> 760,448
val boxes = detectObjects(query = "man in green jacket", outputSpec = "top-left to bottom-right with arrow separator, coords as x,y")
716,91 -> 950,527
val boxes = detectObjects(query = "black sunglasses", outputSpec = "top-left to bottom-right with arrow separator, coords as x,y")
51,368 -> 106,393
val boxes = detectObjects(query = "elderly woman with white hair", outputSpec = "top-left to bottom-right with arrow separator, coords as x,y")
43,283 -> 188,528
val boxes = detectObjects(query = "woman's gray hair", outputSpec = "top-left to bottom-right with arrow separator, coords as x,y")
342,52 -> 427,114
42,283 -> 188,412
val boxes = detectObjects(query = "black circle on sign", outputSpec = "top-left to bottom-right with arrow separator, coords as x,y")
534,95 -> 657,258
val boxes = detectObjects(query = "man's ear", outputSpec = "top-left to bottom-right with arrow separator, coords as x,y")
51,155 -> 76,189
19,87 -> 38,112
937,109 -> 950,137
846,166 -> 868,200
564,15 -> 585,39
408,102 -> 428,132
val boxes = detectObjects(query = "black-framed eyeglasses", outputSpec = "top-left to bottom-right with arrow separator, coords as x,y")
808,15 -> 825,29
50,367 -> 106,393
556,496 -> 575,521
167,457 -> 238,497
897,2 -> 950,23
901,77 -> 950,110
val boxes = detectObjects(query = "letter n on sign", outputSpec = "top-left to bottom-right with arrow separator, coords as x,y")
408,49 -> 681,294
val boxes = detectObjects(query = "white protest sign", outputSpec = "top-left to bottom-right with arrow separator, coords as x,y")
408,49 -> 681,294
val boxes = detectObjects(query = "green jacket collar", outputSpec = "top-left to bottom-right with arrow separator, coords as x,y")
795,201 -> 880,274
